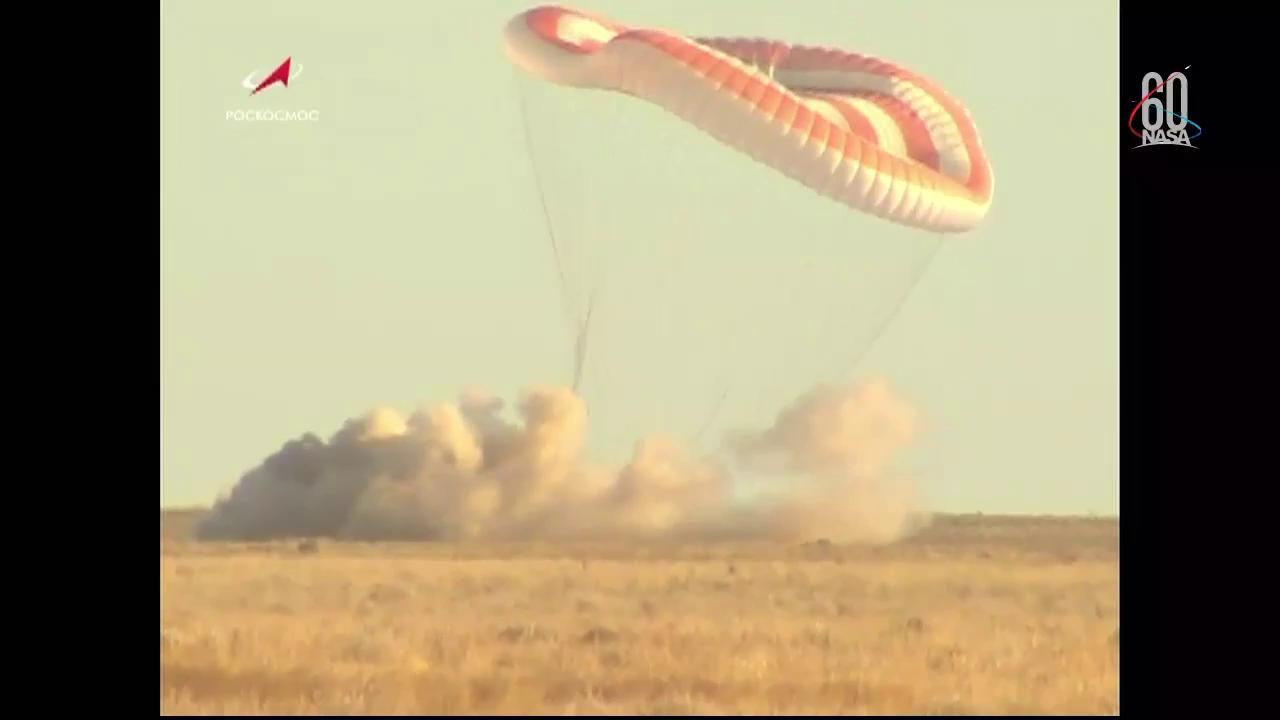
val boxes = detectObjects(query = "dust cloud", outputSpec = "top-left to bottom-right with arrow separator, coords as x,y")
197,379 -> 929,544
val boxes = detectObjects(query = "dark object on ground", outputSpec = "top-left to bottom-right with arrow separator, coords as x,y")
581,626 -> 620,644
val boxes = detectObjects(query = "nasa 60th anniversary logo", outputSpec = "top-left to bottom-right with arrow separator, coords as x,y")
1127,67 -> 1202,149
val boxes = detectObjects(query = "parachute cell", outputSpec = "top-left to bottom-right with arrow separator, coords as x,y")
504,5 -> 994,233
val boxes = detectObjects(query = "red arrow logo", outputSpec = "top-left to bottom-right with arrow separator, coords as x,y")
251,57 -> 292,96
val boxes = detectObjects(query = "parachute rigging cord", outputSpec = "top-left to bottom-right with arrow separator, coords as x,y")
692,385 -> 730,445
835,242 -> 942,377
504,4 -> 991,451
690,243 -> 942,447
514,71 -> 595,393
572,287 -> 598,392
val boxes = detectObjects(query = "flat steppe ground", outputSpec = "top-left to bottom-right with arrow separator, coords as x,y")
161,510 -> 1118,715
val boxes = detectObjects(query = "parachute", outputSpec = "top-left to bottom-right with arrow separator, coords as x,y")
504,5 -> 993,233
504,5 -> 994,450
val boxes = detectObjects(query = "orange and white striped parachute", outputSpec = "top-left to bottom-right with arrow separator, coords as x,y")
504,5 -> 993,233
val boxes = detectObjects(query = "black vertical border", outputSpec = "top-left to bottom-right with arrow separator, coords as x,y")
1121,3 -> 1269,715
1119,2 -> 1162,713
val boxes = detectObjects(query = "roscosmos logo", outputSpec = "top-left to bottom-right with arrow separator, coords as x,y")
226,55 -> 319,123
242,56 -> 304,95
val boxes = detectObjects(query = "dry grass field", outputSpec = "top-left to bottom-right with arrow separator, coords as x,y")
160,510 -> 1118,715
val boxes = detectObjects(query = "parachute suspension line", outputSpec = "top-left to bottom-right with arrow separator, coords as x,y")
835,241 -> 943,379
572,287 -> 598,392
513,71 -> 595,392
505,5 -> 994,451
656,115 -> 732,450
515,77 -> 574,327
692,385 -> 730,446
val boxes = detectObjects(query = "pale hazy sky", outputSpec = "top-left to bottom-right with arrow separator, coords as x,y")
160,0 -> 1118,514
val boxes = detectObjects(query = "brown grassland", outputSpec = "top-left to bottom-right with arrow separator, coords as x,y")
160,510 -> 1118,715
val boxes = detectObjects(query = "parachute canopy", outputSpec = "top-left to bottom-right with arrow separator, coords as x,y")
504,5 -> 994,233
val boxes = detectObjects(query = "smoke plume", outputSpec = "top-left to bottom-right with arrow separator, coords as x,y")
197,379 -> 929,544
